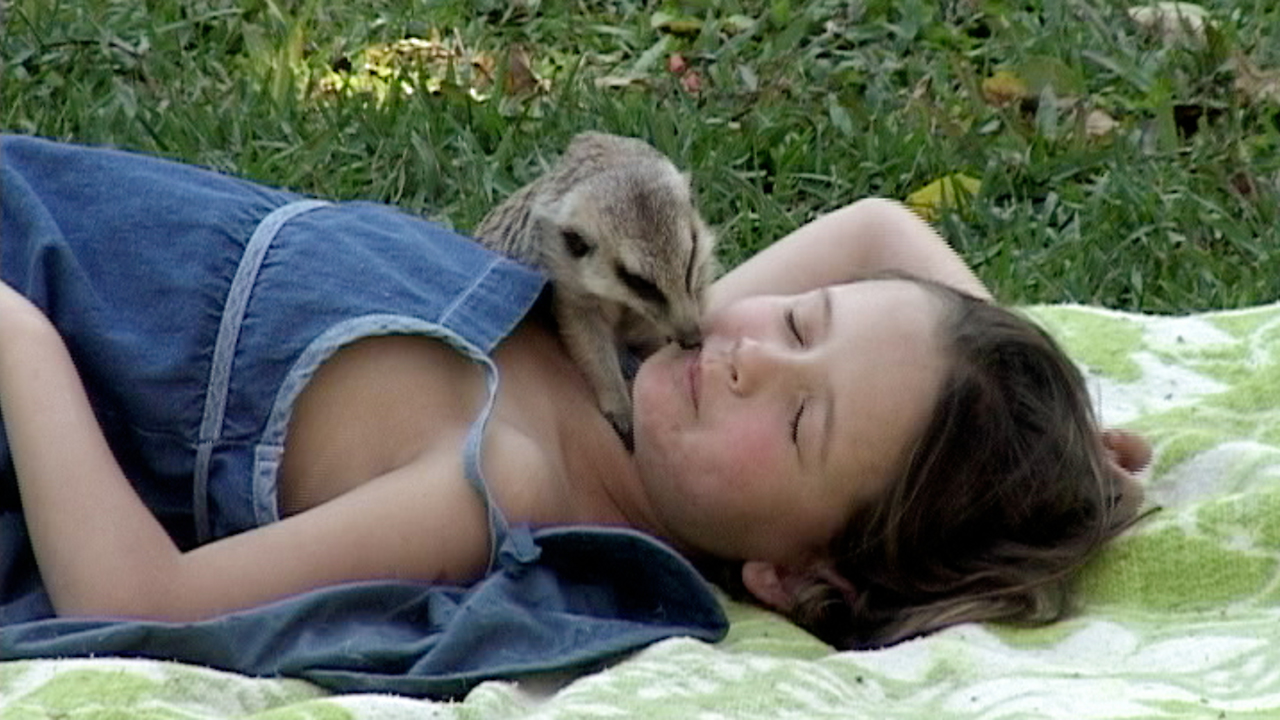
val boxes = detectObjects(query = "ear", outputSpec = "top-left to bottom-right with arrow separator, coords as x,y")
743,560 -> 861,614
741,561 -> 798,612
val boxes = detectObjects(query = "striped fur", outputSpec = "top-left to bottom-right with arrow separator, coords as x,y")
474,132 -> 718,438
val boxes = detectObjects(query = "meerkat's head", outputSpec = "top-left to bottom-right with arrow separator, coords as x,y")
532,158 -> 717,348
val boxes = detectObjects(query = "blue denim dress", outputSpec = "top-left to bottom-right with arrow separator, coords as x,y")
0,136 -> 726,696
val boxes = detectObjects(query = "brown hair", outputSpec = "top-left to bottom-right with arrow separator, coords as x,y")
708,276 -> 1143,648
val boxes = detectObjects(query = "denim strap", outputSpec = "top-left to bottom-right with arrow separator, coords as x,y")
193,199 -> 331,543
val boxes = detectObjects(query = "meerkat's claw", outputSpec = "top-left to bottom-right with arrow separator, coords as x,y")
608,411 -> 635,452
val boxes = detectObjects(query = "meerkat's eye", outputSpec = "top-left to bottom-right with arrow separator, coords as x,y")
616,264 -> 666,307
562,229 -> 592,258
684,230 -> 698,292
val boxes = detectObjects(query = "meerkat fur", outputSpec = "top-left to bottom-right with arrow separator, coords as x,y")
475,131 -> 718,439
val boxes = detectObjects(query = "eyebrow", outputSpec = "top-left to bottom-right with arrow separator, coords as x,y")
819,285 -> 833,337
817,287 -> 834,469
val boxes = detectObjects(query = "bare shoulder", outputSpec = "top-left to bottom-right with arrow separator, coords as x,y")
278,334 -> 490,514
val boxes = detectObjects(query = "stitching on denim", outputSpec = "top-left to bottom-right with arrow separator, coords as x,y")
192,198 -> 330,543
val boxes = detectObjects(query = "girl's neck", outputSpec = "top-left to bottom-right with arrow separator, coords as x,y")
557,412 -> 666,533
492,320 -> 662,535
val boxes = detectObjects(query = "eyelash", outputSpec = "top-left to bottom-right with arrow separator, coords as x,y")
786,309 -> 804,346
786,307 -> 804,445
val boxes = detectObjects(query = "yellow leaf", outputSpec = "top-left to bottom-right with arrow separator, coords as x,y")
981,70 -> 1030,107
651,12 -> 703,36
906,174 -> 982,221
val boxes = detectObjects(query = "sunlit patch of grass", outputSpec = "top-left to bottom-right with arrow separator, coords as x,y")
3,0 -> 1277,311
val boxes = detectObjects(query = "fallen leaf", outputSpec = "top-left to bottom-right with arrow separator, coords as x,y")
680,69 -> 703,94
1086,108 -> 1119,137
472,51 -> 496,84
1230,170 -> 1257,198
503,44 -> 538,95
982,70 -> 1029,107
651,12 -> 703,36
1128,3 -> 1214,45
911,75 -> 932,101
1232,53 -> 1280,106
594,75 -> 648,89
905,174 -> 982,221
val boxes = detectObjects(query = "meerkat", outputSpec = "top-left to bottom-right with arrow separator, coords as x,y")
475,131 -> 718,440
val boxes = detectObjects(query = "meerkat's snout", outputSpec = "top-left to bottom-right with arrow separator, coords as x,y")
673,326 -> 702,349
473,130 -> 718,439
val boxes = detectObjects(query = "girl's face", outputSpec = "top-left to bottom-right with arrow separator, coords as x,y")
631,279 -> 949,565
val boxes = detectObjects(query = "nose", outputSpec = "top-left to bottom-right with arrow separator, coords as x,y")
673,325 -> 702,350
724,336 -> 799,395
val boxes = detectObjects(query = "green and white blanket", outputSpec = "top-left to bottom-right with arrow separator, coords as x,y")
4,301 -> 1280,719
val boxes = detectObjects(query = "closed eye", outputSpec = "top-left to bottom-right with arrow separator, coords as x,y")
617,265 -> 666,307
792,401 -> 805,445
786,308 -> 804,346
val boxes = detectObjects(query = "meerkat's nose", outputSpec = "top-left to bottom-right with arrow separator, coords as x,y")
674,326 -> 703,349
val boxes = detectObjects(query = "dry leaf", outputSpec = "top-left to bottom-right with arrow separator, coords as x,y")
1086,109 -> 1120,137
1232,53 -> 1280,106
651,12 -> 703,36
982,70 -> 1029,107
1230,170 -> 1257,198
680,69 -> 703,94
503,44 -> 538,95
471,51 -> 496,84
313,33 -> 500,105
906,174 -> 982,222
595,75 -> 648,89
1128,3 -> 1213,45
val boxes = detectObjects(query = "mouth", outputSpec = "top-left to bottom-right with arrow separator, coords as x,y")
685,345 -> 701,413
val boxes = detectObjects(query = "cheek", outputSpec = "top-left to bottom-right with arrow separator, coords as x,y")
700,415 -> 788,491
632,360 -> 679,439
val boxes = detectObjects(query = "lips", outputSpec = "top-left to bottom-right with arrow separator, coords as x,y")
686,345 -> 701,413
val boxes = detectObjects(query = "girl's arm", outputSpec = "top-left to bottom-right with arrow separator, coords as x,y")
0,281 -> 492,620
707,200 -> 1154,484
0,283 -> 183,614
708,198 -> 992,309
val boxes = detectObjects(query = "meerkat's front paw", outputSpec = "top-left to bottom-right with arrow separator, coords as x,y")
601,396 -> 635,451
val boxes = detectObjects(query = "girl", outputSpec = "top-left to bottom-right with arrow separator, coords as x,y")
0,134 -> 1148,655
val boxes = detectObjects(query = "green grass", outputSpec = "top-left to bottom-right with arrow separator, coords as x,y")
4,0 -> 1278,312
